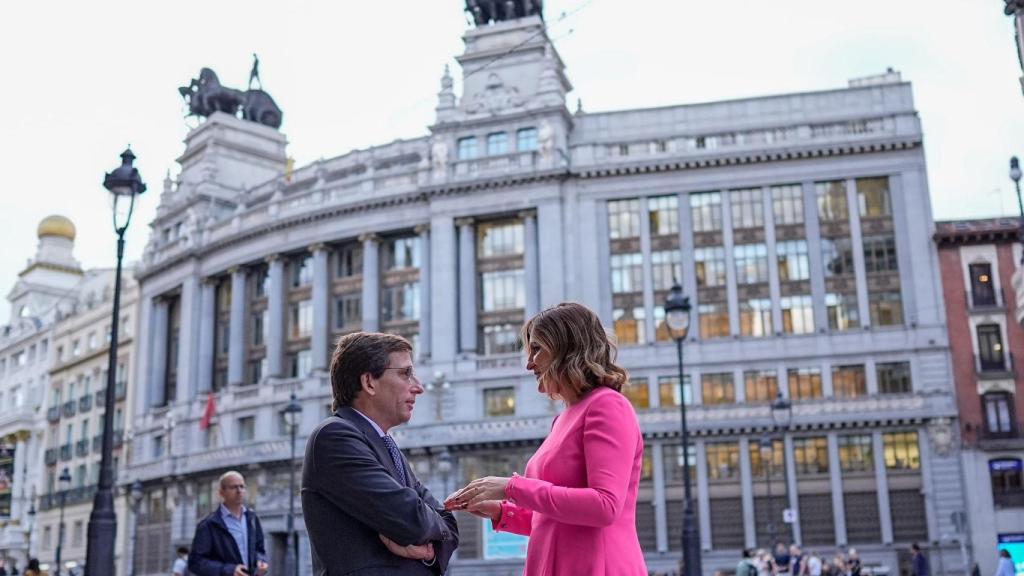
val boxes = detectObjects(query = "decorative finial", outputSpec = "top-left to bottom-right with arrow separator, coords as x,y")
576,98 -> 584,114
163,170 -> 173,194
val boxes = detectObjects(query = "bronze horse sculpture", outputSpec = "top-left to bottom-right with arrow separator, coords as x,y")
179,67 -> 283,129
466,0 -> 543,25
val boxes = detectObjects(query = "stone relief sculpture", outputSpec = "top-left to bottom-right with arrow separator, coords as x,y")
467,73 -> 525,115
178,56 -> 283,129
537,119 -> 555,165
927,417 -> 954,458
431,137 -> 449,179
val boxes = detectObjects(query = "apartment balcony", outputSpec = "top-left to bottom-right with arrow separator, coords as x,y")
59,444 -> 72,461
78,394 -> 93,413
39,486 -> 95,511
93,435 -> 102,453
975,352 -> 1016,379
75,439 -> 89,457
46,406 -> 60,423
113,429 -> 124,448
62,400 -> 76,418
966,287 -> 1006,312
115,380 -> 127,401
979,423 -> 1024,451
44,448 -> 58,466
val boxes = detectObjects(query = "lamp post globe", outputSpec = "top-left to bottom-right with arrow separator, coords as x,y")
86,149 -> 146,576
770,393 -> 792,430
662,283 -> 700,576
282,393 -> 303,576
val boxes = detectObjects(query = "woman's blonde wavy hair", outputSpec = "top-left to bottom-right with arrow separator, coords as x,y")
521,302 -> 630,403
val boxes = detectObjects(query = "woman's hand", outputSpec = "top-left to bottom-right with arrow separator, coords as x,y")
444,476 -> 511,509
465,500 -> 502,522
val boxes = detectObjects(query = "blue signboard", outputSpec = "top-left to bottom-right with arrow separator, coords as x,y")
998,533 -> 1024,576
482,518 -> 529,560
989,459 -> 1023,473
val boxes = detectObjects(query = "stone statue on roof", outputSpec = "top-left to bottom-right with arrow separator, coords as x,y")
466,0 -> 543,25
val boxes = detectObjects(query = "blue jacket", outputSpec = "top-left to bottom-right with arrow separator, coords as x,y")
188,507 -> 268,576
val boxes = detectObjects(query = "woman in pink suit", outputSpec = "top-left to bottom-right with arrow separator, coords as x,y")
446,302 -> 647,576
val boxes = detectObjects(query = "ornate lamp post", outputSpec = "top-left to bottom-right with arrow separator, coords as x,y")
427,371 -> 451,422
766,393 -> 793,547
128,481 -> 144,576
663,283 -> 700,576
1011,157 -> 1024,247
759,435 -> 776,548
87,149 -> 146,576
26,497 -> 36,568
55,467 -> 72,576
281,393 -> 303,576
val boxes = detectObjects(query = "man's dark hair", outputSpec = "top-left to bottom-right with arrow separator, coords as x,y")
177,546 -> 189,555
329,332 -> 412,411
911,543 -> 921,552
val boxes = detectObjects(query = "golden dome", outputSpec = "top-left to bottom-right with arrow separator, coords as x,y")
37,215 -> 76,241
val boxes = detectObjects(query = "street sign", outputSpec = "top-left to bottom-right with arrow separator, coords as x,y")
783,508 -> 797,524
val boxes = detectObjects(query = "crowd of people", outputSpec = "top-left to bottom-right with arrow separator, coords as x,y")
735,543 -> 866,576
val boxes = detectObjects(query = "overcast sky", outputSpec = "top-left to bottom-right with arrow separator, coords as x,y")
1,0 -> 1021,322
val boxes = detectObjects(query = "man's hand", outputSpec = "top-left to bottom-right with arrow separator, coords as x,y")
232,565 -> 249,576
465,500 -> 501,522
378,534 -> 435,562
256,560 -> 269,575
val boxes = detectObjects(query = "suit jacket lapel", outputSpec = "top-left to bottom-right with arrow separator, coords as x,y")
335,407 -> 409,486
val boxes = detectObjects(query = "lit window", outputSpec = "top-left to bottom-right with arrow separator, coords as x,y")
838,434 -> 874,472
706,442 -> 740,480
832,365 -> 866,398
787,368 -> 822,400
484,387 -> 516,417
792,437 -> 829,475
780,295 -> 814,334
739,299 -> 773,337
698,304 -> 730,339
658,375 -> 692,407
694,247 -> 727,287
743,370 -> 778,403
482,324 -> 520,355
613,307 -> 646,345
882,431 -> 920,470
701,373 -> 735,405
825,293 -> 860,331
648,195 -> 679,236
816,181 -> 848,222
623,377 -> 650,409
777,240 -> 810,281
857,177 -> 891,218
869,291 -> 903,327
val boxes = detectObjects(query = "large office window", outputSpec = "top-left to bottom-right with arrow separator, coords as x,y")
331,241 -> 364,349
780,296 -> 814,335
702,373 -> 735,405
882,431 -> 920,470
838,434 -> 874,472
772,185 -> 804,225
690,192 -> 723,232
857,177 -> 891,218
609,199 -> 642,239
609,199 -> 645,345
989,458 -> 1024,508
649,195 -> 679,236
481,270 -> 525,311
611,253 -> 644,294
817,181 -> 848,222
833,365 -> 867,398
484,387 -> 516,417
622,377 -> 650,410
730,188 -> 764,229
877,362 -> 911,394
744,370 -> 778,403
290,255 -> 313,288
869,291 -> 903,327
335,243 -> 363,278
740,298 -> 772,337
793,437 -> 829,475
381,283 -> 420,322
734,244 -> 769,284
825,293 -> 860,331
706,442 -> 740,480
289,300 -> 313,339
777,240 -> 810,281
695,247 -> 727,287
788,368 -> 822,400
658,375 -> 692,407
478,219 -> 526,355
863,236 -> 898,273
821,238 -> 855,277
699,303 -> 730,339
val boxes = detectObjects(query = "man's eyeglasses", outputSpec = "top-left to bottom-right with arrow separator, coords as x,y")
383,366 -> 417,381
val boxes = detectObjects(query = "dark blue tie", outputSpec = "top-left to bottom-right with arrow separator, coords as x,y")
382,434 -> 408,486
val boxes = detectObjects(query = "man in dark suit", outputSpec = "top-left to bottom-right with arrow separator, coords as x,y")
302,332 -> 459,575
189,471 -> 268,576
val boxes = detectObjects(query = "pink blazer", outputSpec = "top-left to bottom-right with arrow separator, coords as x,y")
493,386 -> 647,576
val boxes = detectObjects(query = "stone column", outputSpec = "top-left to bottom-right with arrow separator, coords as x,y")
196,279 -> 216,394
721,191 -> 741,336
803,181 -> 829,332
311,244 -> 330,371
267,255 -> 285,378
176,277 -> 199,402
872,431 -> 894,544
11,433 -> 26,520
827,433 -> 848,546
416,225 -> 432,360
847,178 -> 872,327
696,439 -> 712,551
783,434 -> 801,545
638,200 -> 656,344
739,436 -> 756,549
521,211 -> 541,318
228,268 -> 247,386
456,218 -> 477,354
536,199 -> 565,308
651,440 -> 668,553
763,187 -> 784,333
361,233 -> 380,332
430,216 -> 457,363
150,299 -> 169,407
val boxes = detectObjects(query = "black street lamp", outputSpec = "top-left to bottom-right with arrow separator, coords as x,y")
26,496 -> 36,567
281,393 -> 303,576
55,467 -> 72,576
128,481 -> 144,576
762,393 -> 793,548
87,148 -> 146,576
1011,157 -> 1024,254
663,283 -> 701,576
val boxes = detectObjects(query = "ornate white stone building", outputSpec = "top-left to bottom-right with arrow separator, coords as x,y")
0,217 -> 84,572
127,5 -> 966,576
